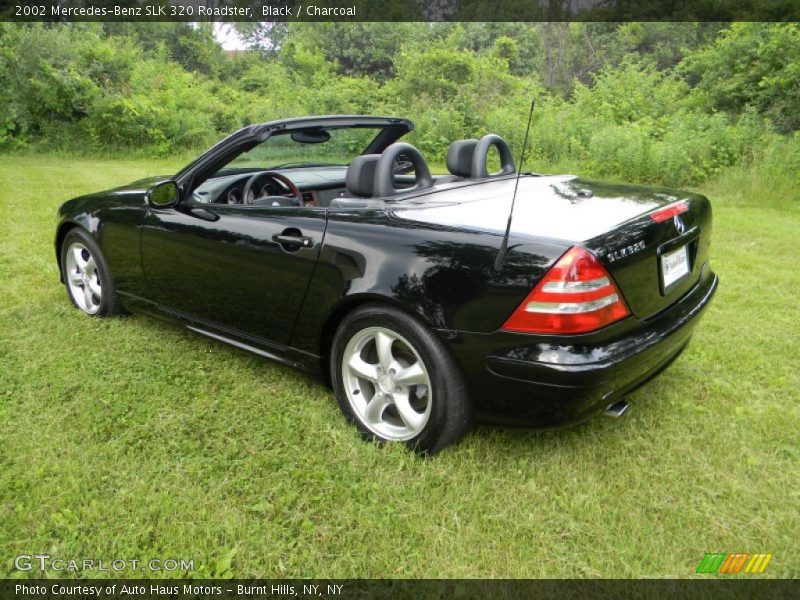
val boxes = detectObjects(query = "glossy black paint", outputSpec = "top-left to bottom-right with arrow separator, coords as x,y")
449,263 -> 718,425
55,116 -> 717,427
140,204 -> 327,345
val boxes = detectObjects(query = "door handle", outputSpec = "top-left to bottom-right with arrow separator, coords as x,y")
272,233 -> 314,248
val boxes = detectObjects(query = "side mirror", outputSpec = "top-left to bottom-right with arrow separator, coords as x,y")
147,180 -> 179,208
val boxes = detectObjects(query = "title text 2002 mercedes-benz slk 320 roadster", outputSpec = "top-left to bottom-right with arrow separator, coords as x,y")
56,115 -> 717,453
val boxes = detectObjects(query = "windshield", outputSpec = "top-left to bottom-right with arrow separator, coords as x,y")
222,126 -> 384,173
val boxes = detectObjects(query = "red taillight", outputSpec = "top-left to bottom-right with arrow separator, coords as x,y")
500,246 -> 630,334
650,200 -> 689,223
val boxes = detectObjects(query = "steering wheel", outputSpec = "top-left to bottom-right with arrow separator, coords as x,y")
242,171 -> 301,205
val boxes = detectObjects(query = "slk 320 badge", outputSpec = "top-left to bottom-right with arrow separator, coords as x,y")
606,240 -> 646,263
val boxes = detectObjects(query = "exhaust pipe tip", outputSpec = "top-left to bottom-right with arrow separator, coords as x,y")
603,399 -> 630,419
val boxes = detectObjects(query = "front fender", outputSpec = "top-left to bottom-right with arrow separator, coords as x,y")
55,197 -> 104,281
55,190 -> 149,295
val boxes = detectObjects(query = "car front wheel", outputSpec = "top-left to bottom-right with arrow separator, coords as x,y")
60,228 -> 124,317
331,304 -> 472,454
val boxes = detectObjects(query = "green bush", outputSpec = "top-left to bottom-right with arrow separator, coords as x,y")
403,105 -> 468,160
0,23 -> 798,193
0,24 -> 104,142
83,59 -> 229,155
681,23 -> 800,134
394,46 -> 477,100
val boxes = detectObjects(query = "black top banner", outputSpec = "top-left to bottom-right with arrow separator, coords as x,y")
2,0 -> 800,22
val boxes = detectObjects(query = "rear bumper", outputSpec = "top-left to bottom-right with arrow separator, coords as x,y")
442,264 -> 718,427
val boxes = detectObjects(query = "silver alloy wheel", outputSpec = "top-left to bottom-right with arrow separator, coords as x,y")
341,326 -> 433,441
64,242 -> 102,315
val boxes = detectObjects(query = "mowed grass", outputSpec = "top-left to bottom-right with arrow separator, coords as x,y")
0,155 -> 798,579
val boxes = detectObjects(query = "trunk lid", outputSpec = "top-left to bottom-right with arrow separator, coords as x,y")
396,175 -> 713,320
583,189 -> 712,320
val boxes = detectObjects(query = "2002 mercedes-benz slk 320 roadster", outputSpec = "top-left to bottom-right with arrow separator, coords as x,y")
56,115 -> 718,453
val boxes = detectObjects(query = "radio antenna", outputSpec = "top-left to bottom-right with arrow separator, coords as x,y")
494,99 -> 535,272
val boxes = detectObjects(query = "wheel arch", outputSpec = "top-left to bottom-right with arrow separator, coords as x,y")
55,221 -> 84,282
55,214 -> 103,280
316,293 -> 436,387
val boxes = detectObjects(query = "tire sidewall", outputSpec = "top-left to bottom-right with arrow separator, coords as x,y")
61,228 -> 114,317
331,304 -> 466,453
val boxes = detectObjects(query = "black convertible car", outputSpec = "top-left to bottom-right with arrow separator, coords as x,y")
56,115 -> 717,453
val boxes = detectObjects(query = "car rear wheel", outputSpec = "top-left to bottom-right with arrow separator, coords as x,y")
331,304 -> 472,454
61,228 -> 124,317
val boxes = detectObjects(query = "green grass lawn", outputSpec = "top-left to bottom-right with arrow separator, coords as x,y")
0,155 -> 798,579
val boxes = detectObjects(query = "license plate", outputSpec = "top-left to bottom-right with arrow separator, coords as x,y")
661,245 -> 690,289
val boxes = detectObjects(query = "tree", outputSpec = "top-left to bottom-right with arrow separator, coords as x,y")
101,22 -> 225,77
282,23 -> 431,80
681,23 -> 800,132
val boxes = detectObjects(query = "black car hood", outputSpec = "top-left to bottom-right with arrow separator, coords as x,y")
117,176 -> 174,193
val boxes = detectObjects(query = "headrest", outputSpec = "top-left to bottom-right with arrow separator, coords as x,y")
472,134 -> 516,178
446,139 -> 478,178
346,154 -> 380,198
374,143 -> 434,198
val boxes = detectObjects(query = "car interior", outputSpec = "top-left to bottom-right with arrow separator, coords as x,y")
192,132 -> 517,210
329,133 -> 516,208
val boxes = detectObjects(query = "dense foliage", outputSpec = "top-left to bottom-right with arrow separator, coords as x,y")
1,22 -> 799,187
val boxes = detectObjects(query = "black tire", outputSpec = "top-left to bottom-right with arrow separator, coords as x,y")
330,303 -> 473,454
60,228 -> 125,317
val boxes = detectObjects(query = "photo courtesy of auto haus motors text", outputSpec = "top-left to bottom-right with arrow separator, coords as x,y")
14,583 -> 344,597
1,1 -> 798,599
